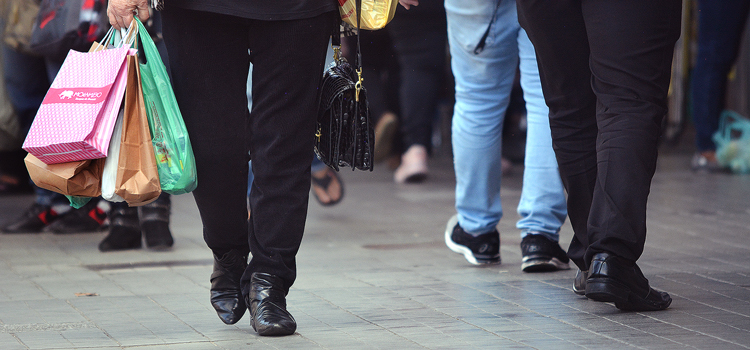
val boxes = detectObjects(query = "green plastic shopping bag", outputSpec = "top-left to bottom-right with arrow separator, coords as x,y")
135,18 -> 197,194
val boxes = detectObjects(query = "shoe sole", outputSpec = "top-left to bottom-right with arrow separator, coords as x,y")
572,284 -> 586,296
444,215 -> 500,266
403,172 -> 428,184
521,257 -> 571,273
615,296 -> 672,311
585,277 -> 631,304
585,277 -> 672,311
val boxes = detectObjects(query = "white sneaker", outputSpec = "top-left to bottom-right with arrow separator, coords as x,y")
394,144 -> 428,183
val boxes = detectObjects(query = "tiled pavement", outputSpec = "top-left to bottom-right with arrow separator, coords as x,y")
1,143 -> 749,349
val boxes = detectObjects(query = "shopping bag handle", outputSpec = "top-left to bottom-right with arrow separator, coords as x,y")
134,18 -> 168,77
95,20 -> 138,51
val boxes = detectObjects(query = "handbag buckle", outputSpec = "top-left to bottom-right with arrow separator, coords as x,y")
355,68 -> 363,101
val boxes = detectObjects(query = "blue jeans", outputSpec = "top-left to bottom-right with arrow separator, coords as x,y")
2,46 -> 66,207
690,0 -> 750,153
446,0 -> 567,240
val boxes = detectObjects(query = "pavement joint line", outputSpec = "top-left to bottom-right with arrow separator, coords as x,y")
144,295 -> 213,343
634,311 -> 750,350
297,288 -> 432,348
442,282 -> 651,349
84,259 -> 214,271
0,321 -> 96,333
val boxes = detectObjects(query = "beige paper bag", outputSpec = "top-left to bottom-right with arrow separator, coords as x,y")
114,54 -> 161,206
24,154 -> 104,197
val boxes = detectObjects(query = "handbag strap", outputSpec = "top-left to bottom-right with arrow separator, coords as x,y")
354,0 -> 363,101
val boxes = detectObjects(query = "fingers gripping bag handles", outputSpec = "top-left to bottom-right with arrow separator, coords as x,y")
134,18 -> 197,195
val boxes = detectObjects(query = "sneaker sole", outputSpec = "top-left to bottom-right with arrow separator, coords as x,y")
521,257 -> 571,273
444,215 -> 500,266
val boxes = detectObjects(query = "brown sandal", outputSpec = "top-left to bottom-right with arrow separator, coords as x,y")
311,168 -> 344,206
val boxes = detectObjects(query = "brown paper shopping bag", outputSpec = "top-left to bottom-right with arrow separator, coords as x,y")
114,54 -> 161,206
24,154 -> 105,197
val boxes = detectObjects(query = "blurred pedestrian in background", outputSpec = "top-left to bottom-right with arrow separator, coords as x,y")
689,0 -> 750,172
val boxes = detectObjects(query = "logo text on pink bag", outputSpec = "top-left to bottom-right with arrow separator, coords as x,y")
44,86 -> 113,105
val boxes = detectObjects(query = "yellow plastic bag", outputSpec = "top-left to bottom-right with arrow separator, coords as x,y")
339,0 -> 398,30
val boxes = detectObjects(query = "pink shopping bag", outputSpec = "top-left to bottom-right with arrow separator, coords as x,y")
22,46 -> 131,164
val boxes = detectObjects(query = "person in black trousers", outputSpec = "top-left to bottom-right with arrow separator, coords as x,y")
516,0 -> 681,311
108,0 -> 338,336
357,2 -> 447,184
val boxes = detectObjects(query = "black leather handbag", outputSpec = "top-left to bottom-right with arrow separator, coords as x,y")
314,0 -> 374,172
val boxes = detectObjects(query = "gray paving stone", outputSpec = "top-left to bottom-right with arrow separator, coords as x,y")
1,146 -> 750,349
0,333 -> 26,350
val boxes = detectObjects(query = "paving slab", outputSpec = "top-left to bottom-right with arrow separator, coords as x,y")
1,140 -> 749,349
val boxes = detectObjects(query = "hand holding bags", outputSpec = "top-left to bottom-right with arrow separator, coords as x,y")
135,18 -> 197,195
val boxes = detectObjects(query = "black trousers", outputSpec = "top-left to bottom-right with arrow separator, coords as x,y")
517,0 -> 681,270
358,3 -> 447,153
161,7 -> 336,293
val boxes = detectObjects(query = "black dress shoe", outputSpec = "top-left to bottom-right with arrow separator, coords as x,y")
211,250 -> 248,324
573,269 -> 587,296
247,272 -> 296,336
585,252 -> 672,311
99,204 -> 141,252
139,194 -> 173,250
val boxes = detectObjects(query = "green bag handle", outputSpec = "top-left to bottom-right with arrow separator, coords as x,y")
134,18 -> 170,86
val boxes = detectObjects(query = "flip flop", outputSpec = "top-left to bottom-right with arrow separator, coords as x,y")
311,168 -> 344,206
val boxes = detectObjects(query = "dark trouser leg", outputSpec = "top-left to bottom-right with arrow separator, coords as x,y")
387,5 -> 447,152
161,9 -> 252,256
517,0 -> 597,270
243,13 -> 335,293
163,8 -> 335,293
690,0 -> 750,152
358,30 -> 399,123
518,0 -> 681,269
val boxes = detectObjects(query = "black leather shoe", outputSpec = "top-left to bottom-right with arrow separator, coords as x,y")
247,273 -> 296,336
211,250 -> 248,325
99,205 -> 141,252
585,252 -> 672,311
573,269 -> 587,296
139,194 -> 173,250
